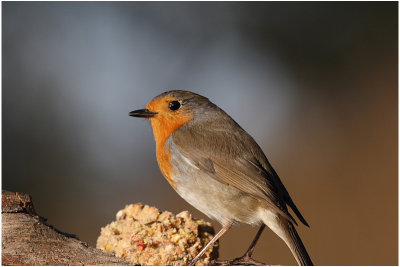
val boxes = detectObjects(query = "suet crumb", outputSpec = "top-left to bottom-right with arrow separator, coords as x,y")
96,203 -> 218,266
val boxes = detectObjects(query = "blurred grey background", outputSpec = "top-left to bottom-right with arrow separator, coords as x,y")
3,2 -> 397,265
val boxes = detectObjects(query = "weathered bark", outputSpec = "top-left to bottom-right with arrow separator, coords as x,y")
1,190 -> 130,266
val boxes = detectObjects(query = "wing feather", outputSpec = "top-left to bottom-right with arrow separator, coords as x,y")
172,121 -> 300,225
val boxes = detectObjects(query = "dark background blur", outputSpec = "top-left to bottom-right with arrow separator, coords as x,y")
3,2 -> 397,265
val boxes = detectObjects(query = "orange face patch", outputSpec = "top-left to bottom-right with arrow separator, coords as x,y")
145,96 -> 193,189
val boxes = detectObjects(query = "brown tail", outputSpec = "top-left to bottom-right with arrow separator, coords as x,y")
283,221 -> 313,266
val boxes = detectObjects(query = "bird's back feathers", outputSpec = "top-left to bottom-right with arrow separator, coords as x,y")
172,109 -> 309,227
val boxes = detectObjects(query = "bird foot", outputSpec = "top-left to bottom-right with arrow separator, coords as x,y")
211,256 -> 267,266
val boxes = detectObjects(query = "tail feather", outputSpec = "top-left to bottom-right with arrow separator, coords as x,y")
261,209 -> 313,266
283,221 -> 313,266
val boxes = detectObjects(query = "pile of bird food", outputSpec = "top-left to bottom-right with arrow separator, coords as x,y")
96,203 -> 218,265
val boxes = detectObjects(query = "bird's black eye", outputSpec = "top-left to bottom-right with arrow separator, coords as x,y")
169,101 -> 181,111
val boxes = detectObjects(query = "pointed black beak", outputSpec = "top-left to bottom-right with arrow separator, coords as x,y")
129,109 -> 157,118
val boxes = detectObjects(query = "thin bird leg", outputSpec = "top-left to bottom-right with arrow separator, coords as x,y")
243,223 -> 266,257
189,222 -> 233,266
213,224 -> 267,266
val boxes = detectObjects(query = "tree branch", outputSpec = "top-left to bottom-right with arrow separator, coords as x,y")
1,190 -> 130,266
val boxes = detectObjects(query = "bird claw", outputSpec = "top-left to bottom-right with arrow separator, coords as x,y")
211,256 -> 268,266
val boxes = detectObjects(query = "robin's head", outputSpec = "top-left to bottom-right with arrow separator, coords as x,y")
130,90 -> 217,144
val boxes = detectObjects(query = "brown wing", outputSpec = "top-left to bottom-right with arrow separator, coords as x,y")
172,120 -> 299,225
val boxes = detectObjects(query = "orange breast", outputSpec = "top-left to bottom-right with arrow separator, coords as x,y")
146,98 -> 193,190
156,143 -> 176,189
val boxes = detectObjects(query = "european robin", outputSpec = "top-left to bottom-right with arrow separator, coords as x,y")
130,90 -> 313,266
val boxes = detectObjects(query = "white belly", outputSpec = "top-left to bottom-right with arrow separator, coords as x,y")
169,146 -> 263,226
